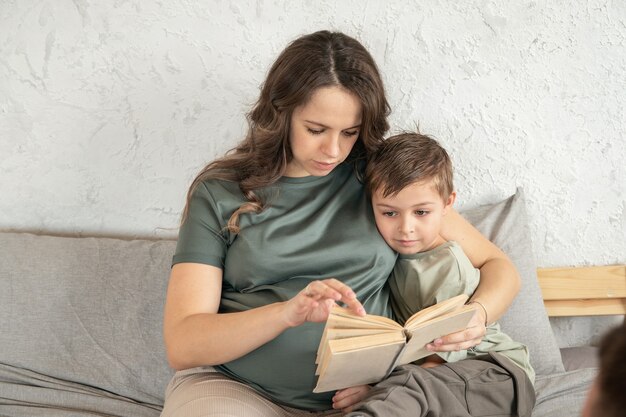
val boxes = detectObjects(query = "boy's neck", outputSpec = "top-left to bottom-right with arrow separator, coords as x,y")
410,235 -> 447,255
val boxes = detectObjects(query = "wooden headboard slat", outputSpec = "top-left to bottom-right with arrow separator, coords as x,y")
536,265 -> 626,317
544,299 -> 626,317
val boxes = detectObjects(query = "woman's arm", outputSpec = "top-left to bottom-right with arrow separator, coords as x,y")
163,263 -> 363,370
430,208 -> 521,351
441,208 -> 520,322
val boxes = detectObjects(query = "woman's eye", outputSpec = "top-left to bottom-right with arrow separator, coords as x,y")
382,211 -> 397,217
343,130 -> 359,137
307,128 -> 324,135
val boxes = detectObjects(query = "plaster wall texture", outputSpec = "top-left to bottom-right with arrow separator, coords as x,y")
1,1 -> 624,273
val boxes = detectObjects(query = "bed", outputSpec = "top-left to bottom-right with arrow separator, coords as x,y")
0,188 -> 623,416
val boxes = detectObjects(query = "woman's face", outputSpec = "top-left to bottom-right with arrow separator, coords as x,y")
285,86 -> 362,177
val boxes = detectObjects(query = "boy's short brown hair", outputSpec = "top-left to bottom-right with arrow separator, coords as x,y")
365,132 -> 454,200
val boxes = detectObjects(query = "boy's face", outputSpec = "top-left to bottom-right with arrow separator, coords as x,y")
371,179 -> 455,255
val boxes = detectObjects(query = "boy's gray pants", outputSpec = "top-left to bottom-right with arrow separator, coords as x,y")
346,352 -> 535,417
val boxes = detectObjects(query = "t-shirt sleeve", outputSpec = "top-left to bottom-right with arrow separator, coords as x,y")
447,242 -> 481,293
172,182 -> 229,268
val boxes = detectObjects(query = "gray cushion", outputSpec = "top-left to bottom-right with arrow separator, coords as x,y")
0,363 -> 162,417
532,368 -> 597,417
460,188 -> 566,375
0,232 -> 176,406
560,346 -> 598,371
0,189 -> 567,414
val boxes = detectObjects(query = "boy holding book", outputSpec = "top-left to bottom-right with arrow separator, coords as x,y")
337,132 -> 536,417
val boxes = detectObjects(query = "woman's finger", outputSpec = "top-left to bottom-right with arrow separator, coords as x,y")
302,279 -> 365,316
322,278 -> 365,315
321,278 -> 357,299
302,281 -> 342,301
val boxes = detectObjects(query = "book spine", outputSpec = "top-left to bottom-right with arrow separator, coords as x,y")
384,329 -> 410,378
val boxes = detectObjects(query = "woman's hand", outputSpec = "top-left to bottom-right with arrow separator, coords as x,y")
332,385 -> 371,412
282,279 -> 365,327
426,303 -> 486,352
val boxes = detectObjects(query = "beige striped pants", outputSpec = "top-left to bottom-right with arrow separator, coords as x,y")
160,367 -> 343,417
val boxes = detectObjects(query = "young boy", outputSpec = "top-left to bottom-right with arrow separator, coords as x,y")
341,132 -> 536,417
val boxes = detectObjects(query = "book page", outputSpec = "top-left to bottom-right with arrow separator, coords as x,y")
315,328 -> 398,375
316,328 -> 396,365
404,294 -> 469,330
316,312 -> 348,361
313,336 -> 405,393
329,305 -> 402,330
315,307 -> 398,366
397,306 -> 475,365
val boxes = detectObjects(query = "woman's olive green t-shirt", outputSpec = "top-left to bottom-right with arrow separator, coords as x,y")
173,162 -> 396,411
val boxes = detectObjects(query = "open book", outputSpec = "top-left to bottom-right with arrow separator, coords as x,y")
313,294 -> 475,393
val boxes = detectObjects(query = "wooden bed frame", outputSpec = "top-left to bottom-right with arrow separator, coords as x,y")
537,265 -> 626,317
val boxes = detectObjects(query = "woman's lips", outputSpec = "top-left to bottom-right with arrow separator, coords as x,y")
313,161 -> 337,171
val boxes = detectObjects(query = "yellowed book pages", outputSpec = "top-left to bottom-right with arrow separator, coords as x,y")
313,294 -> 474,393
397,305 -> 476,365
313,332 -> 406,393
315,327 -> 396,370
316,329 -> 403,376
327,307 -> 402,329
405,294 -> 470,329
315,304 -> 403,370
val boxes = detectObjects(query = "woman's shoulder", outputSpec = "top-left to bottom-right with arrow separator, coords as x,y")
193,177 -> 244,200
185,178 -> 247,222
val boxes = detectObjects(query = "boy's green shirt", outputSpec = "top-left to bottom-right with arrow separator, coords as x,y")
390,241 -> 535,383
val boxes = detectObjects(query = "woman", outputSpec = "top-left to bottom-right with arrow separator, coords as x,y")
161,30 -> 520,416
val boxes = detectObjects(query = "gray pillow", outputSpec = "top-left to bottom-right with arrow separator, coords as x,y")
0,232 -> 176,404
460,188 -> 565,375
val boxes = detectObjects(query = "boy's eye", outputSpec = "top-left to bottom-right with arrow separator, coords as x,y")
307,128 -> 324,135
382,211 -> 397,217
415,210 -> 429,216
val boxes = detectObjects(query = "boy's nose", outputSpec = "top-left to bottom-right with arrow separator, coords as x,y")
398,218 -> 414,235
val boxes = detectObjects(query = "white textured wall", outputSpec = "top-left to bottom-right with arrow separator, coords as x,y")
1,0 -> 625,270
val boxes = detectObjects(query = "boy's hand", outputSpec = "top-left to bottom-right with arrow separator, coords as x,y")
332,385 -> 371,412
426,305 -> 485,352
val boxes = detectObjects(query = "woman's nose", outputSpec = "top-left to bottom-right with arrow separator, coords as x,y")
321,133 -> 340,158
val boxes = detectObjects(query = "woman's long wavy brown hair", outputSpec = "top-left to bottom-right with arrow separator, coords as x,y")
182,30 -> 390,233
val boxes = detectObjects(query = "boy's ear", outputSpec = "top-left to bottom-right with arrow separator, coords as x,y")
443,191 -> 456,214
